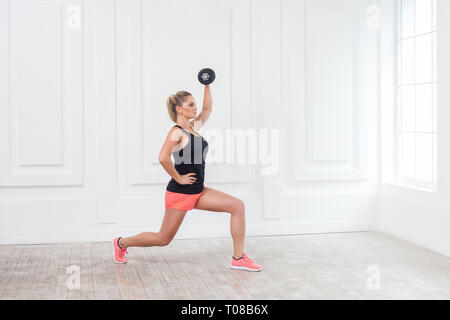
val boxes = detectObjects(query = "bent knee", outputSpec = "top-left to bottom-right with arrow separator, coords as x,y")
230,199 -> 245,214
157,234 -> 173,246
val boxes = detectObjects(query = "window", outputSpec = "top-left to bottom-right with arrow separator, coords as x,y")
397,0 -> 437,190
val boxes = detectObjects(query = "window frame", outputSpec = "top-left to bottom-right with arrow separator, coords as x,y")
394,0 -> 437,192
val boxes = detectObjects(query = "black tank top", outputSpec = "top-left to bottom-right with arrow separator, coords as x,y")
166,125 -> 209,194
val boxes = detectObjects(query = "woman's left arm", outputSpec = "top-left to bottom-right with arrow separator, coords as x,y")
193,85 -> 212,129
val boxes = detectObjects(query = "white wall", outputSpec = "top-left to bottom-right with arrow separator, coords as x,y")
0,0 -> 378,245
377,0 -> 450,258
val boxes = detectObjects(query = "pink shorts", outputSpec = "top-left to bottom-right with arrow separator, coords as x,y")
165,186 -> 205,211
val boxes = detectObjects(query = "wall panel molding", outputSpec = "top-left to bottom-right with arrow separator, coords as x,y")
0,0 -> 84,187
290,0 -> 369,182
253,0 -> 283,219
115,0 -> 253,187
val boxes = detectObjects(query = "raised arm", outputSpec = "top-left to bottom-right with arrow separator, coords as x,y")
193,84 -> 212,130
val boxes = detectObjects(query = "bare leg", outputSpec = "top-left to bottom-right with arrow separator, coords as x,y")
119,208 -> 187,248
194,187 -> 246,258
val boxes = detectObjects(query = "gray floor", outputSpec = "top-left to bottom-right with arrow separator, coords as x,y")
0,232 -> 449,300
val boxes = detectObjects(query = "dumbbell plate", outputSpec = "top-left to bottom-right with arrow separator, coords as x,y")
198,68 -> 216,85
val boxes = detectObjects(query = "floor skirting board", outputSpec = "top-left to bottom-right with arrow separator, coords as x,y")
0,219 -> 373,246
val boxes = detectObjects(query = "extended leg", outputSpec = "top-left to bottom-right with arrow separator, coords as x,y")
119,208 -> 187,248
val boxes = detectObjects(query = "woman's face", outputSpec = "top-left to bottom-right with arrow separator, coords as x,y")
177,96 -> 197,119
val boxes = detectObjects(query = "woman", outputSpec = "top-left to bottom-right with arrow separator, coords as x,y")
112,85 -> 262,271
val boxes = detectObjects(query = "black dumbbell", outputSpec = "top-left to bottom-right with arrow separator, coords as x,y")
198,68 -> 216,85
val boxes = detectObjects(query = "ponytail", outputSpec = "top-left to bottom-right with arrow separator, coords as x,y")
166,91 -> 192,123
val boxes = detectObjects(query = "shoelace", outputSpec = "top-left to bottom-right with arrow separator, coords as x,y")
244,254 -> 254,264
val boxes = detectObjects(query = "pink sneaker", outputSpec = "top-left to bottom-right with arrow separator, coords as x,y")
112,237 -> 128,264
231,253 -> 263,272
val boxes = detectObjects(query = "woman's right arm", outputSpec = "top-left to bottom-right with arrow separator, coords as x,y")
158,127 -> 197,185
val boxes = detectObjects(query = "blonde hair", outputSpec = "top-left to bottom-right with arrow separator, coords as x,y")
166,91 -> 192,123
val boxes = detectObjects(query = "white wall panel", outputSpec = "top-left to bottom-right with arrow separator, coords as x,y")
292,0 -> 371,181
116,0 -> 253,189
307,6 -> 355,163
95,0 -> 119,223
13,1 -> 63,165
0,0 -> 84,186
253,0 -> 283,219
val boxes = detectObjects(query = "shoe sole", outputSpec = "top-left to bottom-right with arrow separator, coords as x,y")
111,239 -> 128,264
230,266 -> 262,272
